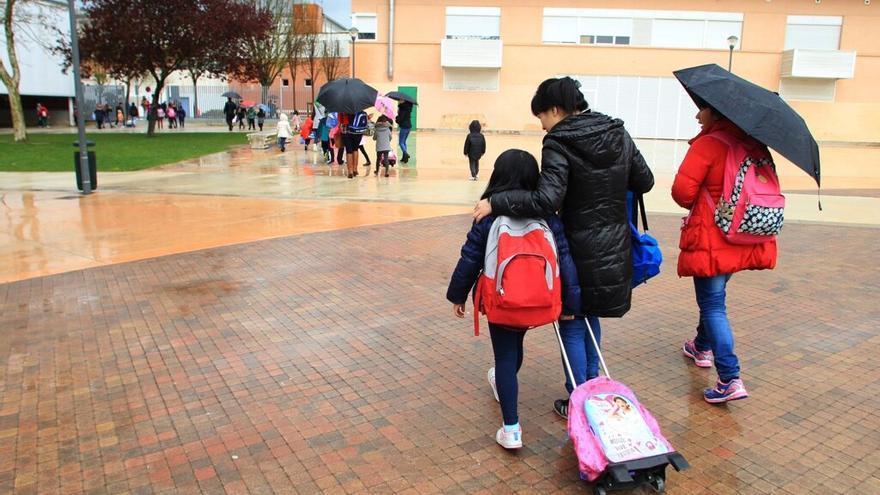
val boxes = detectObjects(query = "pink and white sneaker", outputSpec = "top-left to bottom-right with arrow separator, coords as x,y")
704,378 -> 749,404
495,424 -> 522,449
683,339 -> 714,368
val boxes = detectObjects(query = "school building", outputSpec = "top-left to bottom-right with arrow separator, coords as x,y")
348,0 -> 878,145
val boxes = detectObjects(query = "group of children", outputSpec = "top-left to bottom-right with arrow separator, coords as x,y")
280,111 -> 397,177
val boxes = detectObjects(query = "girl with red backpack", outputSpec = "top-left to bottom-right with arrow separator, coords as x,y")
672,98 -> 778,404
446,149 -> 581,450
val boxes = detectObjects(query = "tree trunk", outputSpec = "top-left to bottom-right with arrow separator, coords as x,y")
189,70 -> 200,117
147,85 -> 164,137
261,84 -> 269,104
7,82 -> 27,142
2,0 -> 26,141
124,79 -> 131,119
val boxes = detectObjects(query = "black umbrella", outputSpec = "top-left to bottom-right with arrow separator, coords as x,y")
673,63 -> 820,187
385,91 -> 418,105
316,78 -> 378,114
221,91 -> 242,99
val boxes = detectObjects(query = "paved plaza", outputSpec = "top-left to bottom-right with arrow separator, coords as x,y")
1,132 -> 879,494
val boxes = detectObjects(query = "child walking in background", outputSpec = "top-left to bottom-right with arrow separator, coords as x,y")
372,116 -> 393,176
446,149 -> 580,450
300,113 -> 314,151
247,106 -> 256,130
256,107 -> 266,131
464,120 -> 486,180
276,113 -> 292,152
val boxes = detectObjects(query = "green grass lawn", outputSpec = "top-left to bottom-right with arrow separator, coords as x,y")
0,132 -> 248,172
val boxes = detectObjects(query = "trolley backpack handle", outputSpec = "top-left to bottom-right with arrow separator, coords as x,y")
554,317 -> 611,387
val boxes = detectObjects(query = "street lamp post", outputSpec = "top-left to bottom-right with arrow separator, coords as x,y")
727,35 -> 739,72
349,27 -> 359,78
67,0 -> 92,194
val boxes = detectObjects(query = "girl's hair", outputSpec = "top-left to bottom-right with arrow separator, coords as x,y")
481,149 -> 540,200
692,95 -> 725,119
530,77 -> 589,116
377,115 -> 390,123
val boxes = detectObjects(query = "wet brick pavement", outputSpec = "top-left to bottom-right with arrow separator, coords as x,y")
1,214 -> 879,494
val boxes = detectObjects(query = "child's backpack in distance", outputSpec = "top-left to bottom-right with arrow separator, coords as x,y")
473,216 -> 562,336
704,131 -> 785,245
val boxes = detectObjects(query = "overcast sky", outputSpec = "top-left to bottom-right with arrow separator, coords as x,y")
318,0 -> 351,28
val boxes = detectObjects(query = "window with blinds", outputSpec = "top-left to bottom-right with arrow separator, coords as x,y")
543,8 -> 742,50
446,7 -> 501,40
785,16 -> 842,51
351,13 -> 377,40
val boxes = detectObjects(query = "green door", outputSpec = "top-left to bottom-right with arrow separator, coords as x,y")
397,85 -> 417,129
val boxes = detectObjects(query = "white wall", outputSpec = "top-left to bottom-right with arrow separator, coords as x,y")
0,0 -> 74,97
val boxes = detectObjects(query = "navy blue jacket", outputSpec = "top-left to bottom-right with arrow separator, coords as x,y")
446,215 -> 582,316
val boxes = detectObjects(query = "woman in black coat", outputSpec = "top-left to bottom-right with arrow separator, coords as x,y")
473,77 -> 654,418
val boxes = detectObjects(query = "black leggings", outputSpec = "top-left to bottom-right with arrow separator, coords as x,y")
359,145 -> 370,164
375,151 -> 389,172
489,323 -> 525,426
469,157 -> 480,178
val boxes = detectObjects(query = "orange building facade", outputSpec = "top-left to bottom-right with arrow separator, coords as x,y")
348,0 -> 878,144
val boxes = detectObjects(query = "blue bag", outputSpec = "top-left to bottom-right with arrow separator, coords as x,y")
627,192 -> 662,287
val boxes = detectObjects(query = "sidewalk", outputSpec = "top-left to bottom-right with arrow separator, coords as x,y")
1,131 -> 879,494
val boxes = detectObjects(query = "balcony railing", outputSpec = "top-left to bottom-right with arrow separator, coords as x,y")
780,49 -> 856,79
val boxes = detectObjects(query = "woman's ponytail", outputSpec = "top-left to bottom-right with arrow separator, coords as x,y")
531,76 -> 590,116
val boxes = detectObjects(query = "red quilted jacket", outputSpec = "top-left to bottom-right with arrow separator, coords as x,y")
671,120 -> 777,278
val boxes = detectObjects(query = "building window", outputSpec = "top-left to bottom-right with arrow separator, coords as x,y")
282,79 -> 289,87
351,13 -> 377,40
785,16 -> 841,50
305,79 -> 312,87
446,6 -> 500,40
543,8 -> 742,50
443,68 -> 499,92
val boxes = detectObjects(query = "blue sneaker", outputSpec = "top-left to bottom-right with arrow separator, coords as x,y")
704,378 -> 748,404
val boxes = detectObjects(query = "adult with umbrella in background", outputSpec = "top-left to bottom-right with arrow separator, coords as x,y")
386,91 -> 416,163
316,78 -> 378,178
223,97 -> 237,131
671,63 -> 820,404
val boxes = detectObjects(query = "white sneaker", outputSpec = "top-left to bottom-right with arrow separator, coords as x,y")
495,424 -> 522,450
487,367 -> 499,402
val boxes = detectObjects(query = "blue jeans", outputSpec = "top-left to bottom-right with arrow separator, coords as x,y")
488,324 -> 525,426
398,127 -> 411,155
558,316 -> 602,394
277,137 -> 286,150
693,274 -> 740,382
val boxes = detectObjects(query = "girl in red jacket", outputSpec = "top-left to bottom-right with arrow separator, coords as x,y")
672,98 -> 777,404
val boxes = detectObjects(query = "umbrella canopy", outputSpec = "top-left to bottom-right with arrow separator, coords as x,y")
221,91 -> 242,99
673,63 -> 820,186
374,94 -> 397,120
385,91 -> 417,104
240,100 -> 256,108
257,103 -> 269,112
316,78 -> 378,114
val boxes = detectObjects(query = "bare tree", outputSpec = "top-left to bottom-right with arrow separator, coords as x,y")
1,0 -> 28,141
320,34 -> 346,83
234,0 -> 296,104
301,30 -> 320,109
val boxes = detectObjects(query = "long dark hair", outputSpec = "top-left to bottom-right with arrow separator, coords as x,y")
481,149 -> 540,200
530,76 -> 589,116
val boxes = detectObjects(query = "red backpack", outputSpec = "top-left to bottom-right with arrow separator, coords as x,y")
473,216 -> 562,336
704,132 -> 785,245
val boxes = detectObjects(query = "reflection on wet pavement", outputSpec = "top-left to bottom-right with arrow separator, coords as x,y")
1,131 -> 878,283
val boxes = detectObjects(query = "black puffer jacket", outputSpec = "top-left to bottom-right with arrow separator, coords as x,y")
489,111 -> 654,317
